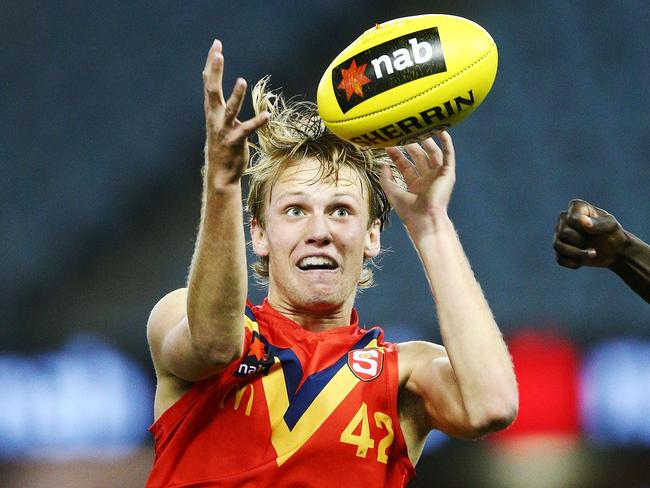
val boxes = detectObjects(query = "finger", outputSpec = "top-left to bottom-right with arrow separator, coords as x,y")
228,111 -> 270,141
553,239 -> 595,261
403,142 -> 430,176
379,163 -> 400,200
567,198 -> 590,213
421,138 -> 443,171
554,211 -> 567,234
204,45 -> 226,111
437,131 -> 456,172
223,78 -> 247,127
379,163 -> 411,211
556,226 -> 588,247
385,147 -> 419,189
579,213 -> 619,235
566,199 -> 593,230
379,163 -> 407,209
202,39 -> 222,75
556,254 -> 582,269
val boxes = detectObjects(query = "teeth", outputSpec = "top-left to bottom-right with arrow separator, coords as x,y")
298,256 -> 336,269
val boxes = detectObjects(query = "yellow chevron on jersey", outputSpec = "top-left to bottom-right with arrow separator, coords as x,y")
262,338 -> 380,466
244,314 -> 259,333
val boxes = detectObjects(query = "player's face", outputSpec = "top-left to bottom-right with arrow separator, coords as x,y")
251,158 -> 380,315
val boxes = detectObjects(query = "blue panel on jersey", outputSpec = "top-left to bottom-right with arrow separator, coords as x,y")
279,328 -> 381,430
245,306 -> 256,323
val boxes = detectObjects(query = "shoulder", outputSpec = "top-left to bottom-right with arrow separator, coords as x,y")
147,288 -> 188,361
397,340 -> 446,357
396,341 -> 447,384
151,288 -> 188,317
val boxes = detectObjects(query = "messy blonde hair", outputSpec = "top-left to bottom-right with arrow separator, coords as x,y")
246,76 -> 402,289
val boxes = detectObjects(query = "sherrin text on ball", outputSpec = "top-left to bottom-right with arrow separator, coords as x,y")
317,14 -> 498,147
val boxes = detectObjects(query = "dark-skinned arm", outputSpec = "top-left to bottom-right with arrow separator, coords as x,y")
553,199 -> 650,303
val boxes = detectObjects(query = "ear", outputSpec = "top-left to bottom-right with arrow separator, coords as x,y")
250,218 -> 269,257
364,218 -> 381,258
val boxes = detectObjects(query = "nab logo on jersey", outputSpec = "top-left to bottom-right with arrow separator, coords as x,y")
234,331 -> 275,377
347,348 -> 384,381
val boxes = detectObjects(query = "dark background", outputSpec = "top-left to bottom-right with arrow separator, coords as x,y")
2,1 -> 648,486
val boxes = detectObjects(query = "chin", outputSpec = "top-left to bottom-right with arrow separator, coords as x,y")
272,270 -> 360,312
300,288 -> 342,308
292,283 -> 352,313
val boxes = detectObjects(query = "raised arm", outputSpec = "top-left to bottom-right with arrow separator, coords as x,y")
380,133 -> 518,440
147,40 -> 269,387
554,199 -> 650,303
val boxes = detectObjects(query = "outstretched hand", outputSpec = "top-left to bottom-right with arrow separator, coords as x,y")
553,199 -> 629,268
379,132 -> 456,238
202,40 -> 269,189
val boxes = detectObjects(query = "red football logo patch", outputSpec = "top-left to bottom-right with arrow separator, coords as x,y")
347,348 -> 384,381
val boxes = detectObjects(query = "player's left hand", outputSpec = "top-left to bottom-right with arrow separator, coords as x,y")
380,132 -> 456,238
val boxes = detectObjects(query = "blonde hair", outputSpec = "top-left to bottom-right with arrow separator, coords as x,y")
246,76 -> 402,288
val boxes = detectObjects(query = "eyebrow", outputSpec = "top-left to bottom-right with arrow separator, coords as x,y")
276,191 -> 307,198
275,191 -> 359,200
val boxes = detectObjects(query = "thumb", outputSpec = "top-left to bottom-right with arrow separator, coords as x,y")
580,214 -> 618,235
379,163 -> 400,204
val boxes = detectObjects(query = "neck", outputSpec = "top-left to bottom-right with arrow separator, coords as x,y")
266,293 -> 356,333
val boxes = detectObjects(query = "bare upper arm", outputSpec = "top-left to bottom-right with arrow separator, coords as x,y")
398,341 -> 478,440
147,288 -> 230,383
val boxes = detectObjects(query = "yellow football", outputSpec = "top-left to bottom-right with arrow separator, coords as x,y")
317,14 -> 498,148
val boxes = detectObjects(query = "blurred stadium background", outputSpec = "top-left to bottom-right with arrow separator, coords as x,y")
1,1 -> 649,486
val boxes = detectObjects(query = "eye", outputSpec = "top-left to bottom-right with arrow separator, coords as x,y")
332,207 -> 350,217
285,206 -> 304,217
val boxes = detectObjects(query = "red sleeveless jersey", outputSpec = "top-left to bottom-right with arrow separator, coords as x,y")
146,299 -> 415,487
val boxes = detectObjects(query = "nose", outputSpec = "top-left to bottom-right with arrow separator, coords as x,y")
305,213 -> 332,245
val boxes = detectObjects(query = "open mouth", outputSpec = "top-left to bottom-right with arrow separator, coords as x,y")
297,256 -> 339,271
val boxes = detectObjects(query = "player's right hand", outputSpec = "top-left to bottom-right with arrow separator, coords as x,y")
202,40 -> 269,189
553,199 -> 629,269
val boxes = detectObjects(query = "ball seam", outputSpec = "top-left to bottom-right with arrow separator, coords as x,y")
322,44 -> 496,125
